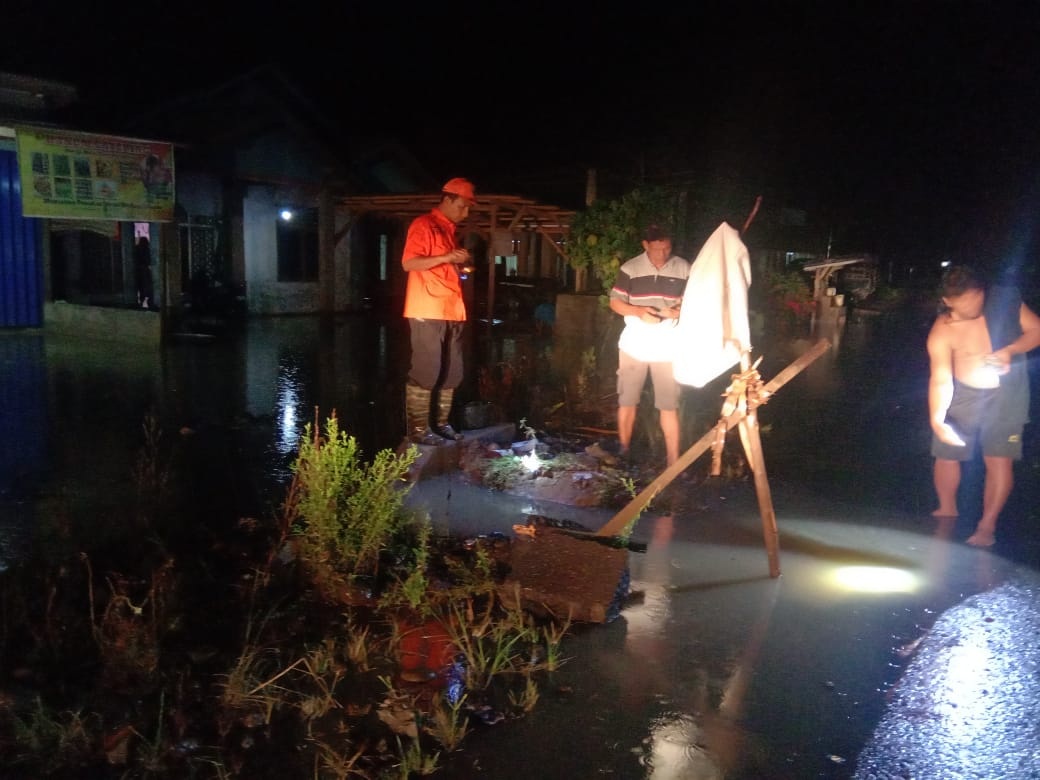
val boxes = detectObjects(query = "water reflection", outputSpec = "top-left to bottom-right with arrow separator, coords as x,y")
643,713 -> 723,780
2,308 -> 1039,779
276,365 -> 301,456
0,334 -> 48,497
623,514 -> 676,708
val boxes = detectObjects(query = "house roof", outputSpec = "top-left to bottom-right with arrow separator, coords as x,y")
802,256 -> 874,272
123,65 -> 437,195
0,71 -> 78,122
340,192 -> 576,249
803,255 -> 876,298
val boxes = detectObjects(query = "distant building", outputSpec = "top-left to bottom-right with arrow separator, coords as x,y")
1,66 -> 574,340
0,72 -> 79,327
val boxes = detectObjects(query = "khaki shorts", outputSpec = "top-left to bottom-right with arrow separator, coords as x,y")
616,351 -> 680,410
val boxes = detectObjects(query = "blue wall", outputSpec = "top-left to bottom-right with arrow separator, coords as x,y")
0,146 -> 43,327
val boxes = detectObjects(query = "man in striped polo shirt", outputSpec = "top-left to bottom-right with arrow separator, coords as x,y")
609,223 -> 691,466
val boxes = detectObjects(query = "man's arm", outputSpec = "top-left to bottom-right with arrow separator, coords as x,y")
401,219 -> 471,272
609,297 -> 666,323
402,248 -> 470,272
988,302 -> 1040,368
927,320 -> 966,447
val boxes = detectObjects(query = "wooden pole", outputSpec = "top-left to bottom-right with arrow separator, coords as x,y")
585,168 -> 597,207
741,195 -> 763,235
318,185 -> 335,315
594,339 -> 831,541
486,205 -> 498,328
738,410 -> 781,577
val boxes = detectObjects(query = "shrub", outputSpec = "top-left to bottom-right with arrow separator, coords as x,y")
762,268 -> 814,332
566,186 -> 682,293
290,413 -> 421,586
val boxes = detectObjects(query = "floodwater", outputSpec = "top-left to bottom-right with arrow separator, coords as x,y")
2,304 -> 1039,778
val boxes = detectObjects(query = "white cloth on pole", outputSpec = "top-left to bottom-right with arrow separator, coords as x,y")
673,222 -> 752,387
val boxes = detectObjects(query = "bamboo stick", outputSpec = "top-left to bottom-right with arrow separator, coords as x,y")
593,338 -> 830,540
739,411 -> 781,577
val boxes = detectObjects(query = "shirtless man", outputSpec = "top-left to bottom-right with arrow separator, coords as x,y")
927,265 -> 1040,546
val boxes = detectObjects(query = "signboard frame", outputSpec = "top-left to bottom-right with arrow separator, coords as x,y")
15,125 -> 175,222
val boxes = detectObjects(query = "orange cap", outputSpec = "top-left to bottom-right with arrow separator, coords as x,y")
441,177 -> 477,206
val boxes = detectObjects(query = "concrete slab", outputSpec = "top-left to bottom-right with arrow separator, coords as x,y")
402,422 -> 516,482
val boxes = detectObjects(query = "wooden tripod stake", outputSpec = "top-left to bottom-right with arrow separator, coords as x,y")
594,339 -> 832,578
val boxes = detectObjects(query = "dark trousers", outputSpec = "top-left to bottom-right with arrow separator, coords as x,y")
408,318 -> 464,390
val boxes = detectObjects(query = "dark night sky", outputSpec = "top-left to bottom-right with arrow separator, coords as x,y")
4,1 -> 1039,270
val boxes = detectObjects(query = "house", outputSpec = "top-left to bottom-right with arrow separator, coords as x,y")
122,65 -> 439,321
1,66 -> 576,340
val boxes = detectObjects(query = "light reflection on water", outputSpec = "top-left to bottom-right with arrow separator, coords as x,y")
642,713 -> 723,780
276,364 -> 302,456
0,316 -> 412,550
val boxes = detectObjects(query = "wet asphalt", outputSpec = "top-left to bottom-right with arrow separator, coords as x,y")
405,467 -> 1040,779
2,307 -> 1040,778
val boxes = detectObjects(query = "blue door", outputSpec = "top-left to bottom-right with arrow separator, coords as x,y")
0,147 -> 43,327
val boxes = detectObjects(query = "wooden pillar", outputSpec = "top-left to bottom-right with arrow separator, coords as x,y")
159,220 -> 181,310
158,220 -> 180,342
539,234 -> 555,279
486,205 -> 497,326
580,167 -> 596,292
586,168 -> 597,206
335,209 -> 356,312
318,185 -> 335,315
518,231 -> 532,277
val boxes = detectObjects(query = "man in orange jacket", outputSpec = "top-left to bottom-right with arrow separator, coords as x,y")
401,177 -> 477,445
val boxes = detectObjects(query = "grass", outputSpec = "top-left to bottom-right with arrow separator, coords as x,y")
1,409 -> 589,777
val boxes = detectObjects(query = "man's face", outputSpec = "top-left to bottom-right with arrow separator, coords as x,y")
441,196 -> 471,224
643,239 -> 672,266
943,288 -> 985,321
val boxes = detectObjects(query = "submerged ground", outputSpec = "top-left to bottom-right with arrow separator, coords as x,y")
2,301 -> 1039,778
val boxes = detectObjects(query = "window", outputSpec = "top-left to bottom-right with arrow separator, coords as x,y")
277,207 -> 318,282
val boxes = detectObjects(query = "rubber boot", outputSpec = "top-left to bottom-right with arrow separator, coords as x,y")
405,382 -> 441,446
434,388 -> 463,441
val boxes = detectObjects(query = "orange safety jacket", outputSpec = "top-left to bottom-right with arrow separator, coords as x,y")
402,208 -> 466,321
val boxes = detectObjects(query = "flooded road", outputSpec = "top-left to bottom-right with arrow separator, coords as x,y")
2,306 -> 1039,778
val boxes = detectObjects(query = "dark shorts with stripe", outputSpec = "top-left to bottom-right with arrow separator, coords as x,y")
931,383 -> 1024,461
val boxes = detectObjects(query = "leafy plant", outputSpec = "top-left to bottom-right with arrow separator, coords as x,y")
440,597 -> 535,690
132,411 -> 171,518
395,735 -> 440,777
11,698 -> 95,772
541,615 -> 573,672
290,412 -> 421,585
424,693 -> 470,751
381,522 -> 432,612
566,186 -> 685,293
508,677 -> 540,713
762,268 -> 814,332
309,737 -> 366,780
344,615 -> 372,671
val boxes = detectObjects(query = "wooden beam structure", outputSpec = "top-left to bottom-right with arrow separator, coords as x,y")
338,192 -> 574,246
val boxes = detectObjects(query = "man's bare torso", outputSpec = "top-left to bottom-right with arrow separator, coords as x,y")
933,312 -> 998,388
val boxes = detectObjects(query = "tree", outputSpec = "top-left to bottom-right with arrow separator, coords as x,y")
566,186 -> 686,294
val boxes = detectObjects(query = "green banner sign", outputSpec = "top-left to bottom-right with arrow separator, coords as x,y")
15,126 -> 175,222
